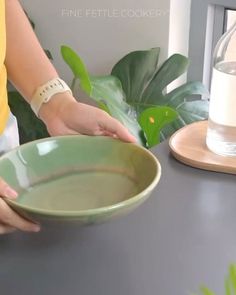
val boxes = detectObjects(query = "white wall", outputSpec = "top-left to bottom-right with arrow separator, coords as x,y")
168,0 -> 191,57
168,0 -> 191,88
20,0 -> 170,86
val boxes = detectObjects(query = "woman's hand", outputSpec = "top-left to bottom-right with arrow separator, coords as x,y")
0,178 -> 40,234
39,92 -> 137,142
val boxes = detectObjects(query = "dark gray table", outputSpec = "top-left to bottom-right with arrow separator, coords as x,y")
0,141 -> 235,295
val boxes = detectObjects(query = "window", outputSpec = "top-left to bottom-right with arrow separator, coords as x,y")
187,0 -> 236,94
225,9 -> 236,31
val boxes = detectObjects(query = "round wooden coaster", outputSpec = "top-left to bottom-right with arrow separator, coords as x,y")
169,120 -> 236,175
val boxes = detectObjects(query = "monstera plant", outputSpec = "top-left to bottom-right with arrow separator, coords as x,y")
61,45 -> 209,148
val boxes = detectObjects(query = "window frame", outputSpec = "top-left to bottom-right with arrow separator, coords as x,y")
187,0 -> 236,91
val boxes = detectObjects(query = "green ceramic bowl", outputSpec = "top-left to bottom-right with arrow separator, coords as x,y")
0,135 -> 161,225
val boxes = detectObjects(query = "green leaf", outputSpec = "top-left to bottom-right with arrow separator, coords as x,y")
8,91 -> 49,144
60,45 -> 144,145
165,81 -> 210,107
61,45 -> 92,94
111,49 -> 209,142
112,51 -> 190,107
90,76 -> 145,146
177,100 -> 209,122
160,100 -> 209,140
225,276 -> 232,295
138,106 -> 178,148
111,48 -> 160,102
200,286 -> 216,295
229,264 -> 236,294
142,54 -> 189,105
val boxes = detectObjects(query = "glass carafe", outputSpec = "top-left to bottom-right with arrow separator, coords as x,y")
206,21 -> 236,156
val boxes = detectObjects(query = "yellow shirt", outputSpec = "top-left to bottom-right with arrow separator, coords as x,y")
0,0 -> 10,134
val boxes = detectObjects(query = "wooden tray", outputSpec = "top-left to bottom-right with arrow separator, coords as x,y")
169,120 -> 236,174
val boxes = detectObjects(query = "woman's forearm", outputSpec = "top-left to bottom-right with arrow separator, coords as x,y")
5,0 -> 58,103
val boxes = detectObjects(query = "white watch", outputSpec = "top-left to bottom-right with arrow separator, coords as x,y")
30,78 -> 72,117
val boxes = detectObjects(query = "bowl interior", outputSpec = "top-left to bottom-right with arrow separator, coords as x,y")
0,136 -> 160,215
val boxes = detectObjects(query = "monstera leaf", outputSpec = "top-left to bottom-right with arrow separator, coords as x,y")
61,45 -> 145,145
111,49 -> 209,141
138,106 -> 178,147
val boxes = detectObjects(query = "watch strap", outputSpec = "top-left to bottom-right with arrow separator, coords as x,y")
30,78 -> 72,117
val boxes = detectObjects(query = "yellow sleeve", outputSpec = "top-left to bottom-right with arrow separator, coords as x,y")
0,0 -> 11,134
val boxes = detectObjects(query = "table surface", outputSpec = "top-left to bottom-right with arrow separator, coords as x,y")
0,140 -> 235,295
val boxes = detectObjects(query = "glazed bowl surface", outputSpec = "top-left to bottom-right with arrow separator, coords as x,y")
0,135 -> 161,225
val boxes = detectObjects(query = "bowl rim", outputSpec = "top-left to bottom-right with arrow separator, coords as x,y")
3,135 -> 161,217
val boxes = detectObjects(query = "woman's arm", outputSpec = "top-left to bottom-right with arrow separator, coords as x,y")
4,0 -> 136,142
5,0 -> 58,101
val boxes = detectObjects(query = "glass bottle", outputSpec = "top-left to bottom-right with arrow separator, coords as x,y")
206,21 -> 236,157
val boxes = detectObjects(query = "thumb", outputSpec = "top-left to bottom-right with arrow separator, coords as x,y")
0,178 -> 18,199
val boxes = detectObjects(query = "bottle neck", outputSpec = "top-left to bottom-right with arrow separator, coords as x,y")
213,20 -> 236,66
226,20 -> 236,35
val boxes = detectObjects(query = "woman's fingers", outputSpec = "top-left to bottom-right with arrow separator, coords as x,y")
0,177 -> 40,234
97,114 -> 137,143
0,223 -> 16,234
0,198 -> 40,233
0,178 -> 18,199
